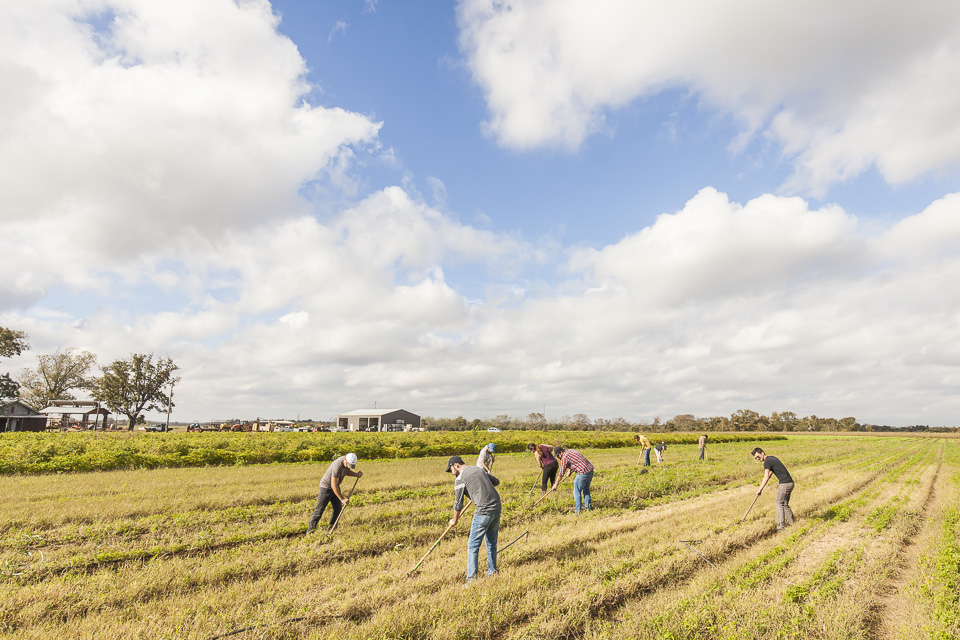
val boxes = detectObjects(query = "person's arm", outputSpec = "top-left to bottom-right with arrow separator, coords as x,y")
331,475 -> 348,504
757,469 -> 773,495
449,483 -> 466,526
534,449 -> 543,466
553,457 -> 567,489
346,468 -> 363,478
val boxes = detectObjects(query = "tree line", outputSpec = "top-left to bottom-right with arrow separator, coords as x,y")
423,409 -> 956,433
1,326 -> 179,430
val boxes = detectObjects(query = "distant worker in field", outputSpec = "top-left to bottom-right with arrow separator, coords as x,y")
654,441 -> 667,464
752,447 -> 795,531
698,434 -> 708,461
447,455 -> 502,584
553,446 -> 595,513
476,442 -> 496,473
635,434 -> 652,466
527,442 -> 559,493
306,453 -> 362,535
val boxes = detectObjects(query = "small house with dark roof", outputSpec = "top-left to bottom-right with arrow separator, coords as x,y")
1,401 -> 48,432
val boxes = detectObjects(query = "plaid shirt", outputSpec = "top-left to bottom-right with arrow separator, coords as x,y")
558,449 -> 594,476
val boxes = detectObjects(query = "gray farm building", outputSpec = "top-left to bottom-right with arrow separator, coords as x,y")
1,401 -> 48,432
337,409 -> 420,432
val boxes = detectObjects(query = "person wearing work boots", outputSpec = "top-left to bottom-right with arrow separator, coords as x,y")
306,453 -> 362,534
752,448 -> 795,531
527,442 -> 559,493
476,442 -> 496,473
553,446 -> 595,513
447,455 -> 501,585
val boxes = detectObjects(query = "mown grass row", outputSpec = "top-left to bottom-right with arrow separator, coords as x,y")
600,439 -> 944,640
0,436 -> 935,639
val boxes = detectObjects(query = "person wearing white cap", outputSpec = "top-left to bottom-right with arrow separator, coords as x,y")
476,442 -> 496,473
306,453 -> 362,534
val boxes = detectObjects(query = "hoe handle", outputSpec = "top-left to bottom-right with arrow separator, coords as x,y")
527,470 -> 543,494
409,499 -> 473,573
532,474 -> 569,507
740,493 -> 760,523
328,475 -> 361,535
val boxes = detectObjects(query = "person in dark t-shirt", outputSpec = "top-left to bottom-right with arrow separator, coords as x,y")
752,447 -> 795,530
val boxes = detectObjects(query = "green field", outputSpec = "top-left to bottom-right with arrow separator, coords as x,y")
0,430 -> 784,475
1,434 -> 957,639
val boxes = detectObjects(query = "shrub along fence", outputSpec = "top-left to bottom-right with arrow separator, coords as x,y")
0,431 -> 786,475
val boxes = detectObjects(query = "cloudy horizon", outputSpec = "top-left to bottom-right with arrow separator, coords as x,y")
3,0 -> 960,426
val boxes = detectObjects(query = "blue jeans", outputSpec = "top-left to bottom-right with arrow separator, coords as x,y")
643,449 -> 651,467
573,470 -> 594,512
467,509 -> 500,580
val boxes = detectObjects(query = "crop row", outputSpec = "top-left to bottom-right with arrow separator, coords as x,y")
0,436 -> 940,639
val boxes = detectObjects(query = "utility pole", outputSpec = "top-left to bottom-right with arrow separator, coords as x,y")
165,381 -> 174,432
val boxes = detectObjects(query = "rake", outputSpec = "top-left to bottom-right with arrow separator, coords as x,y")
328,475 -> 360,535
408,499 -> 474,574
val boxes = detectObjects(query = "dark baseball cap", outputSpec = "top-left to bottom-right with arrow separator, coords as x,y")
446,455 -> 465,472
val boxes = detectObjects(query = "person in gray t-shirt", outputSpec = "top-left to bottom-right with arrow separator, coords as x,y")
307,453 -> 362,534
447,455 -> 501,583
752,448 -> 795,531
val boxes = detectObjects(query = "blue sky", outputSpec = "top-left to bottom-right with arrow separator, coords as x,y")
3,0 -> 960,426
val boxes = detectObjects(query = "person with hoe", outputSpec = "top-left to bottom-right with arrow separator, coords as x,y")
527,442 -> 559,493
476,442 -> 496,473
654,441 -> 667,464
698,434 -> 708,461
752,447 -> 795,531
447,455 -> 502,584
553,446 -> 595,513
635,434 -> 652,466
306,452 -> 362,534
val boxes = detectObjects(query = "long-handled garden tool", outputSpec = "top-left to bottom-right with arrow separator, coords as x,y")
531,474 -> 569,507
328,476 -> 360,535
498,530 -> 529,555
408,499 -> 474,574
527,470 -> 543,495
740,493 -> 760,523
678,539 -> 718,569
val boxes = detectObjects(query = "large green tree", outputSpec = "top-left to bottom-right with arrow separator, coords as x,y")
17,348 -> 98,410
0,327 -> 29,404
90,353 -> 180,430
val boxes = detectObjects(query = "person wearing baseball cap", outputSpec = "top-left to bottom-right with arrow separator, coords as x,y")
447,455 -> 502,584
306,453 -> 362,534
476,442 -> 496,473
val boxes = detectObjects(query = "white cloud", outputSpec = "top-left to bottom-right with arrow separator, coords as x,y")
6,187 -> 960,426
457,0 -> 960,194
0,0 -> 381,305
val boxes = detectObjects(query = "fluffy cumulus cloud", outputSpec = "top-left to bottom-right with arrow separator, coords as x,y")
456,0 -> 960,194
4,0 -> 960,426
0,0 -> 381,306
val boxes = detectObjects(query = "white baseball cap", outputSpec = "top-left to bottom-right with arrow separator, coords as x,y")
345,452 -> 358,468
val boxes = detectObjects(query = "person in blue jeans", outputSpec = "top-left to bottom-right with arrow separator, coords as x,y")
447,455 -> 502,584
553,447 -> 595,513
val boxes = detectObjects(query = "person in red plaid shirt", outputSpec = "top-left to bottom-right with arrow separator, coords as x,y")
552,446 -> 595,513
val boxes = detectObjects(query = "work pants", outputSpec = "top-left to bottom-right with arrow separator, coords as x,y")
541,460 -> 559,492
466,509 -> 501,581
573,470 -> 594,512
307,486 -> 342,532
699,447 -> 705,461
775,482 -> 795,529
655,448 -> 663,463
643,448 -> 651,467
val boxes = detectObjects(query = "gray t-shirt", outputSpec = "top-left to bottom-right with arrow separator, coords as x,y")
319,457 -> 350,489
454,465 -> 501,514
476,446 -> 494,469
